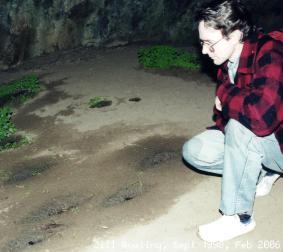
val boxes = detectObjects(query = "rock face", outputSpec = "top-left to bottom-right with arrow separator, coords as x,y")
0,0 -> 282,66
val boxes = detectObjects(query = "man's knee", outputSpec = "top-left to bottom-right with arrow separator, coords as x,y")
182,138 -> 201,165
183,135 -> 221,165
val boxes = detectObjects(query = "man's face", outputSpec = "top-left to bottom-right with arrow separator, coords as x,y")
198,21 -> 238,65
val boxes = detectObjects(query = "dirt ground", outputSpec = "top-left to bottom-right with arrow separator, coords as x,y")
0,45 -> 282,252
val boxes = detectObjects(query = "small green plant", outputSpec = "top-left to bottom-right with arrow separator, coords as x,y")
0,109 -> 32,151
0,136 -> 29,151
0,75 -> 39,151
0,107 -> 28,151
0,169 -> 12,183
0,107 -> 16,144
71,206 -> 80,214
138,45 -> 200,70
0,75 -> 40,105
88,96 -> 112,108
31,167 -> 42,176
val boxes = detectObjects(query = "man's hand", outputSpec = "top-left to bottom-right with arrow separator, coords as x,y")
215,96 -> 222,111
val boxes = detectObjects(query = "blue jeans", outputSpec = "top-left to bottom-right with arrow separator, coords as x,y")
183,119 -> 283,216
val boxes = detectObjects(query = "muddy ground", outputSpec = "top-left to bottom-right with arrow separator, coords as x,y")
0,45 -> 282,252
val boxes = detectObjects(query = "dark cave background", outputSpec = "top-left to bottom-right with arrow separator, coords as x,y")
0,0 -> 282,67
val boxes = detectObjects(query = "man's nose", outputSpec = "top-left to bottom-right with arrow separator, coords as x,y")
202,45 -> 209,55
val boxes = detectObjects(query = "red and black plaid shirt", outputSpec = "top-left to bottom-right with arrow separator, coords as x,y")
212,32 -> 283,153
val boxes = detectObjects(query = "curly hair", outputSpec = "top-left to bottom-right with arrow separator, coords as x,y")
195,0 -> 256,41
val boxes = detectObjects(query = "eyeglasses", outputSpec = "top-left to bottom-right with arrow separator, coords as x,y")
200,37 -> 224,53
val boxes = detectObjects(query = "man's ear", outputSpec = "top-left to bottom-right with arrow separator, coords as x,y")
229,29 -> 243,43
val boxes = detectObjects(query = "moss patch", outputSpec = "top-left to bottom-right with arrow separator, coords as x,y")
0,75 -> 40,106
88,96 -> 112,108
138,45 -> 200,70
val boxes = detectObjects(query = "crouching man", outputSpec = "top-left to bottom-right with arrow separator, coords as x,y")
183,0 -> 283,242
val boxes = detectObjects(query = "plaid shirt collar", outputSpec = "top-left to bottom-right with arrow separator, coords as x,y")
221,32 -> 264,75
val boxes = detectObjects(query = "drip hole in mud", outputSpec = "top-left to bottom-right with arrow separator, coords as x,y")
103,182 -> 146,207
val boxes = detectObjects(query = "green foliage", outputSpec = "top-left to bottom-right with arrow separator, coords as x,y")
138,45 -> 200,70
88,96 -> 112,108
0,107 -> 16,144
0,75 -> 40,151
0,169 -> 12,183
0,75 -> 40,105
0,136 -> 29,152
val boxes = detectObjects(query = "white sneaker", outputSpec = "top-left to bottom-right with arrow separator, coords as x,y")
256,173 -> 280,197
198,215 -> 256,242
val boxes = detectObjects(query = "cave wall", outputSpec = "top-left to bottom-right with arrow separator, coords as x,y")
0,0 -> 282,66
